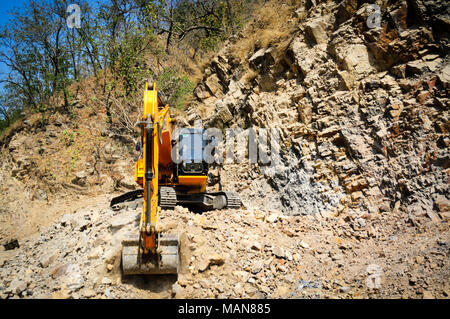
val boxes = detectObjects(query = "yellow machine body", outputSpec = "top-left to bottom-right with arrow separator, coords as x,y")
118,82 -> 240,275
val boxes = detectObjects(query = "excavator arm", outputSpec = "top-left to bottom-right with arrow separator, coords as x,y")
140,82 -> 160,254
121,83 -> 179,275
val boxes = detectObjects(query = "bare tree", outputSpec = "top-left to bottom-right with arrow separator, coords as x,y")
226,0 -> 236,35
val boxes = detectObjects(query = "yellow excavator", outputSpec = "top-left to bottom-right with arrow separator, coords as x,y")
111,83 -> 241,275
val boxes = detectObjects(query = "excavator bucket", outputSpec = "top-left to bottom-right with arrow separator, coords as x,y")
121,234 -> 180,275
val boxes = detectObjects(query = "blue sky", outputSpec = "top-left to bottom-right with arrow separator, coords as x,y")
0,0 -> 28,95
0,0 -> 27,28
0,0 -> 103,97
0,0 -> 103,28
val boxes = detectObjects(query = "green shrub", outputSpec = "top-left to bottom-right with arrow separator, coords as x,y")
157,67 -> 194,110
0,108 -> 23,136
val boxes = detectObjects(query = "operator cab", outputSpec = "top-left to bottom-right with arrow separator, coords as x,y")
176,128 -> 213,176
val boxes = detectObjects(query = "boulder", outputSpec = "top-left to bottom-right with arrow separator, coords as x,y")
72,171 -> 87,187
205,74 -> 223,97
391,64 -> 406,78
214,101 -> 233,124
338,71 -> 355,90
64,264 -> 84,290
438,64 -> 450,89
251,260 -> 264,274
211,58 -> 230,84
342,44 -> 375,76
266,212 -> 279,223
110,211 -> 136,230
39,251 -> 58,268
304,18 -> 329,45
119,174 -> 136,190
198,253 -> 225,272
286,38 -> 317,77
272,246 -> 285,258
250,242 -> 262,251
406,60 -> 429,75
194,84 -> 212,100
32,189 -> 48,202
434,195 -> 449,212
8,278 -> 27,295
249,47 -> 275,71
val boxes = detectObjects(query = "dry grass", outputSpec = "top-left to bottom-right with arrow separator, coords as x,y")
232,0 -> 300,59
228,0 -> 303,81
0,119 -> 23,144
242,68 -> 260,83
154,37 -> 213,88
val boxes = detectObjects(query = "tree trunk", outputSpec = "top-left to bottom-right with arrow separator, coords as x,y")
226,0 -> 236,35
165,0 -> 174,54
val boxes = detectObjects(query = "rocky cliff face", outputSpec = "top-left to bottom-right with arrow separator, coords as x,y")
188,0 -> 449,221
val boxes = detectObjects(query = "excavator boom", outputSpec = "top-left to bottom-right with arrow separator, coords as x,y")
121,83 -> 179,275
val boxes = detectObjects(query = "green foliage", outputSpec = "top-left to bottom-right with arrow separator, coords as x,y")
0,108 -> 22,135
157,68 -> 194,109
62,129 -> 75,147
109,26 -> 160,96
36,104 -> 47,114
70,147 -> 80,169
0,0 -> 258,137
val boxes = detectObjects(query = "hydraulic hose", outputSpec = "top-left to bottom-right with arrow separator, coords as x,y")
145,122 -> 154,231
